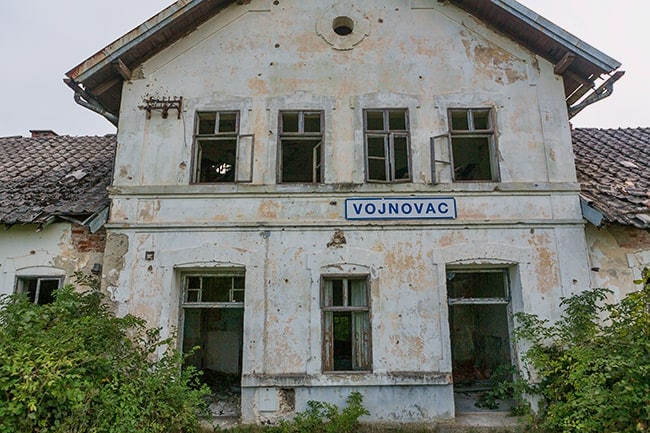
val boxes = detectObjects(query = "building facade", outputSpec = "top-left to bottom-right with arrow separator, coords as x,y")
573,127 -> 650,299
62,0 -> 624,423
0,132 -> 113,304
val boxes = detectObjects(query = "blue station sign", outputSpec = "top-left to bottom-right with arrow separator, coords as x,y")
345,197 -> 457,220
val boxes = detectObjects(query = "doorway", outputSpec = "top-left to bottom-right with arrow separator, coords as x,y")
446,269 -> 513,412
181,273 -> 245,418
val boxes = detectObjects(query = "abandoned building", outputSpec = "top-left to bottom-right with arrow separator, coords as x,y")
573,127 -> 650,296
0,131 -> 114,302
2,0 -> 647,425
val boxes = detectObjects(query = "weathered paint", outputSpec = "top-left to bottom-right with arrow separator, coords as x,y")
101,0 -> 593,424
0,223 -> 105,296
585,224 -> 650,300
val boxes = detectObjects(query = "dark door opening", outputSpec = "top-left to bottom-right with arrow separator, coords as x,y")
447,270 -> 513,412
181,273 -> 245,418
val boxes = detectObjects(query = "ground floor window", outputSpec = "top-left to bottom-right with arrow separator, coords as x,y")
321,277 -> 371,372
16,276 -> 62,305
181,272 -> 245,417
446,269 -> 513,409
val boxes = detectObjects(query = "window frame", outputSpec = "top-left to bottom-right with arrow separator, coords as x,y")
181,271 -> 245,309
447,108 -> 500,182
446,268 -> 515,389
363,108 -> 412,183
192,111 -> 241,184
320,275 -> 372,373
277,110 -> 324,184
446,268 -> 511,305
15,276 -> 63,305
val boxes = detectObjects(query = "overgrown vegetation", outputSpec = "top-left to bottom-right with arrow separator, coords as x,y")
217,391 -> 369,433
511,269 -> 650,432
474,365 -> 530,416
0,273 -> 210,433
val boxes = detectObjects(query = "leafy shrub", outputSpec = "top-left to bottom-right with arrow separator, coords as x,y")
218,392 -> 369,433
514,269 -> 650,433
0,274 -> 210,433
474,365 -> 531,415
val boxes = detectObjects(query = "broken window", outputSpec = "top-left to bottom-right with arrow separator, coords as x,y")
322,277 -> 371,372
446,270 -> 513,396
193,111 -> 254,183
278,111 -> 323,183
16,276 -> 61,305
448,109 -> 498,181
364,109 -> 411,182
181,272 -> 245,417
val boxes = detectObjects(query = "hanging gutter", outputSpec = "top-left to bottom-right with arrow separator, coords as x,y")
65,78 -> 119,126
65,0 -> 235,118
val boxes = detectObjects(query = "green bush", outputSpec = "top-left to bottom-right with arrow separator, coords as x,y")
218,392 -> 369,433
514,269 -> 650,433
0,274 -> 210,433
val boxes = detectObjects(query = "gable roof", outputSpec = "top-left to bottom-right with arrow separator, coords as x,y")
573,127 -> 650,229
0,134 -> 117,230
65,0 -> 621,121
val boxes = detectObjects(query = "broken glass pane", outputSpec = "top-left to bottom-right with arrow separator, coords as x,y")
447,271 -> 507,298
450,110 -> 470,131
303,112 -> 321,133
282,112 -> 299,132
388,109 -> 407,130
365,111 -> 384,131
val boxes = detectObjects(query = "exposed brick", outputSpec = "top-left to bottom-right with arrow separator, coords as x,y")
71,225 -> 107,253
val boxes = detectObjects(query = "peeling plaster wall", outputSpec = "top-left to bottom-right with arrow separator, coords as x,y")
0,223 -> 104,296
104,226 -> 589,422
103,0 -> 590,423
585,224 -> 650,299
113,0 -> 573,188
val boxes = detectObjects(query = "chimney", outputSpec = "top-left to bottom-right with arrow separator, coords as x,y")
30,130 -> 58,138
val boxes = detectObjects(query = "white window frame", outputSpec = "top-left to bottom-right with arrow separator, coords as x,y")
192,111 -> 254,184
363,108 -> 411,183
447,108 -> 499,182
15,276 -> 63,305
277,110 -> 324,183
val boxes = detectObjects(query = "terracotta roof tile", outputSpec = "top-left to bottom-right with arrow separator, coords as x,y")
572,127 -> 650,228
0,134 -> 116,225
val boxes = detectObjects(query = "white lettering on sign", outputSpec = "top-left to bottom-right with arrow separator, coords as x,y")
345,197 -> 457,220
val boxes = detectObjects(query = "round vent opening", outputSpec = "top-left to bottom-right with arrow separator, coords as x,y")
333,16 -> 354,36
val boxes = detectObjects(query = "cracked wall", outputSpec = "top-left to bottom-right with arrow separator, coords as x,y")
0,223 -> 106,296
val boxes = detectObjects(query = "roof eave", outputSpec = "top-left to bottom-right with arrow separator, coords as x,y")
493,0 -> 621,73
66,0 -> 205,83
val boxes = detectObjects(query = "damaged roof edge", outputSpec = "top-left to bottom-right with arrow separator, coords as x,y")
580,196 -> 604,227
494,0 -> 621,73
65,0 -> 206,83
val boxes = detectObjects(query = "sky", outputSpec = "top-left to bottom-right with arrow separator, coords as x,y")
0,0 -> 648,137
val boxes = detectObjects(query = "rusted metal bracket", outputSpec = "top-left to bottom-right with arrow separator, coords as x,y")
139,96 -> 183,119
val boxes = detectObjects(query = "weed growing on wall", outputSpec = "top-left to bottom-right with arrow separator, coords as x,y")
0,273 -> 210,433
514,269 -> 650,432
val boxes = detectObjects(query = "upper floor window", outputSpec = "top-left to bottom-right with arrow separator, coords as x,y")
278,111 -> 323,183
193,111 -> 239,183
364,109 -> 411,182
449,108 -> 498,182
16,276 -> 62,305
321,277 -> 371,372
